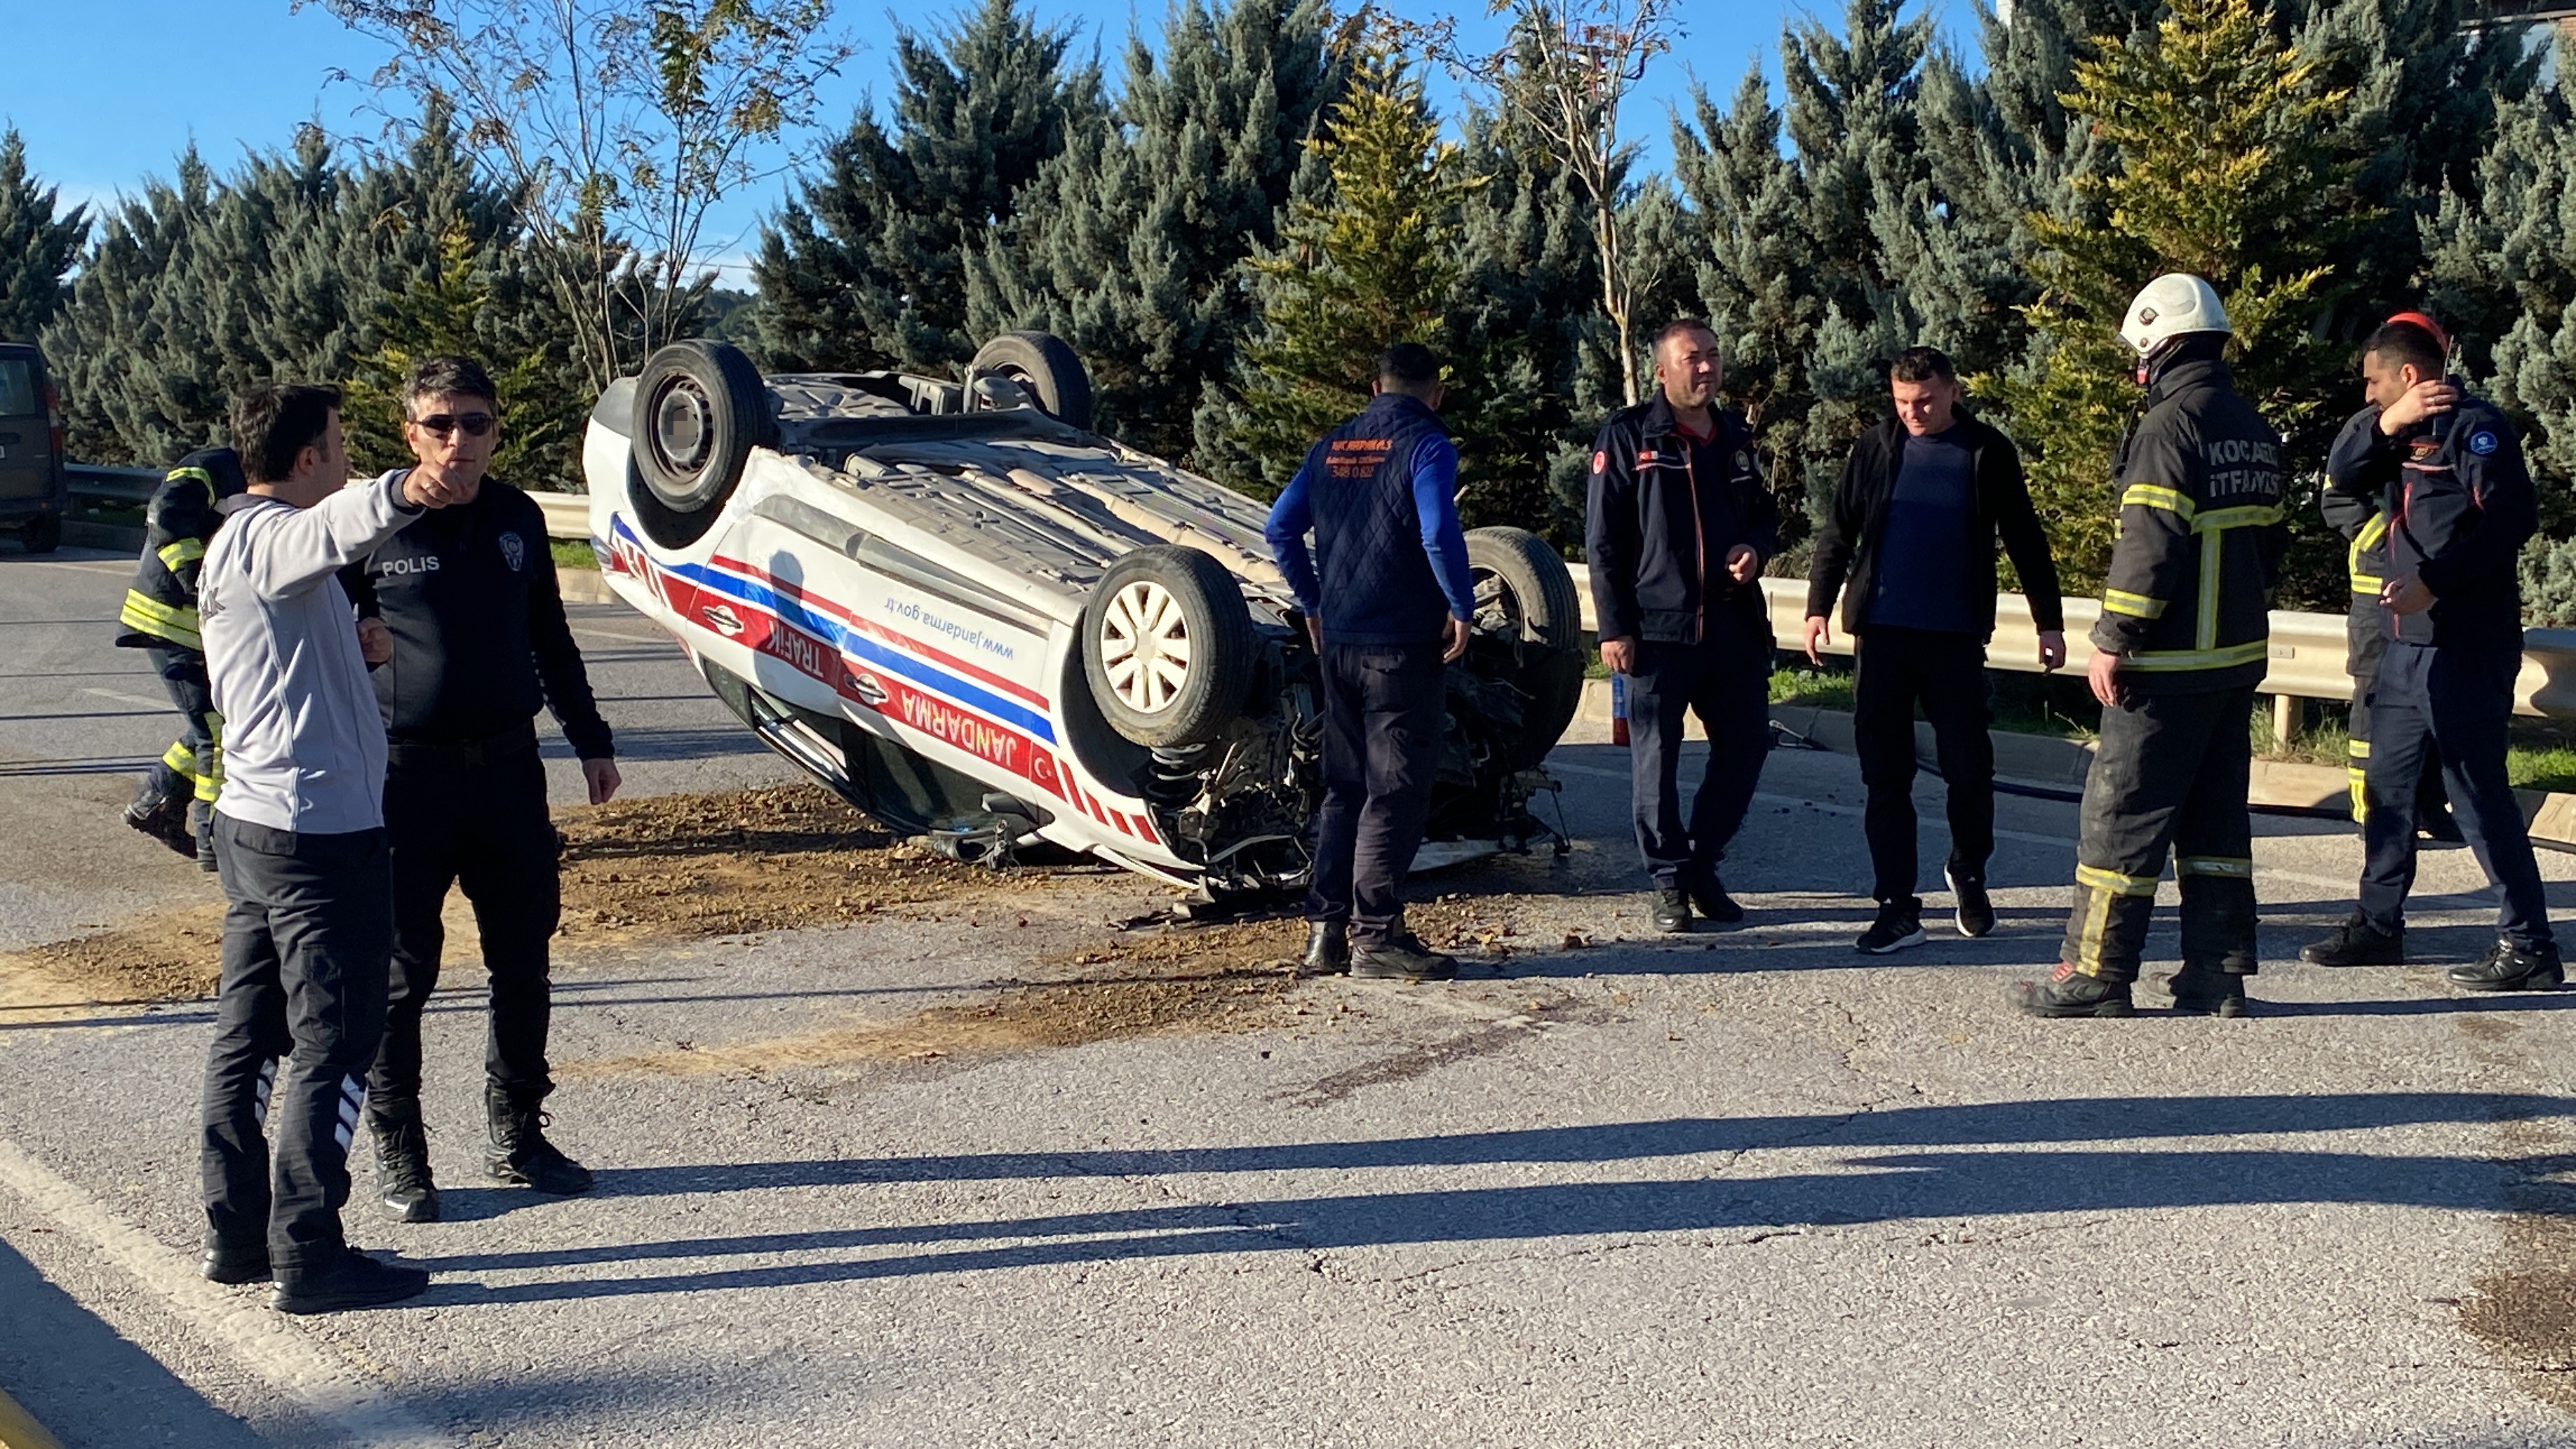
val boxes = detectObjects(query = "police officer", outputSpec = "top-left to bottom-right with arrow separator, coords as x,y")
344,356 -> 619,1220
1586,318 -> 1781,933
116,447 -> 249,868
2319,314 -> 2458,844
2298,318 -> 2558,988
2012,275 -> 2286,1019
1263,342 -> 1477,983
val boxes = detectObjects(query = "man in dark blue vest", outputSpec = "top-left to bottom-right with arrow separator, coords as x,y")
1265,343 -> 1477,982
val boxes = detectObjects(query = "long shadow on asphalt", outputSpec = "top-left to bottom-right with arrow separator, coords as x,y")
0,1236 -> 266,1447
407,1091 -> 2576,1302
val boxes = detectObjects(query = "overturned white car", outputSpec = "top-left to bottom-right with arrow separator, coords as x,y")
584,332 -> 1583,897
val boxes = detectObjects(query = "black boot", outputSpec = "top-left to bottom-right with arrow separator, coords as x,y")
1649,888 -> 1693,934
2008,965 -> 2135,1018
2300,914 -> 2404,968
1350,934 -> 1458,982
1686,875 -> 1745,925
368,1100 -> 441,1223
123,781 -> 194,856
486,1084 -> 594,1194
1301,921 -> 1350,975
2161,966 -> 2249,1018
270,1249 -> 430,1314
2448,940 -> 2565,992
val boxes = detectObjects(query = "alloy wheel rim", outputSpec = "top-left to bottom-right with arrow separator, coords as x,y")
1101,580 -> 1191,713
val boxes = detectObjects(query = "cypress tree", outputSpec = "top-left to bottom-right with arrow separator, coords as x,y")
0,130 -> 88,346
965,0 -> 1340,461
754,0 -> 1106,374
1189,46 -> 1484,500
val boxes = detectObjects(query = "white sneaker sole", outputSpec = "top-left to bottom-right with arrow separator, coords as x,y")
1859,926 -> 1928,955
1946,870 -> 1993,939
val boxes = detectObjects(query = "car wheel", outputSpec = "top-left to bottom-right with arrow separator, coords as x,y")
20,513 -> 60,554
1082,546 -> 1254,748
631,340 -> 775,538
968,331 -> 1094,431
1465,526 -> 1584,767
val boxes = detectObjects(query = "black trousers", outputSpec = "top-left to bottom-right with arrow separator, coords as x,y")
370,736 -> 565,1105
200,818 -> 391,1272
2060,685 -> 2258,983
138,646 -> 221,821
1306,642 -> 1446,946
1853,626 -> 1993,907
2357,638 -> 2553,949
2347,633 -> 2449,825
1625,627 -> 1771,889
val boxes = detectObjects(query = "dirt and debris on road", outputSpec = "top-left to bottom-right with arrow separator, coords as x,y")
553,783 -> 1009,943
0,903 -> 229,1005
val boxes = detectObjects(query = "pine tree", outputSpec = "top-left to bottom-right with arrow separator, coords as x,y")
1993,0 -> 2354,595
964,0 -> 1340,461
754,0 -> 1106,374
0,131 -> 88,346
1188,46 -> 1491,502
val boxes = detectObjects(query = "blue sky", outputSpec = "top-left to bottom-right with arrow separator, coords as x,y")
4,1 -> 1985,285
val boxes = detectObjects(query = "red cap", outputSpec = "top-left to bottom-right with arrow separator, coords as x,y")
2384,310 -> 2451,356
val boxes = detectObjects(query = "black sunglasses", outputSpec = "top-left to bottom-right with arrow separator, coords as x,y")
411,412 -> 498,438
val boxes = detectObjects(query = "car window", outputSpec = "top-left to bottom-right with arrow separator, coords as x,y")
0,362 -> 34,419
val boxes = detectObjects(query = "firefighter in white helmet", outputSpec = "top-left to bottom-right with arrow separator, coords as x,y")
2011,274 -> 2288,1018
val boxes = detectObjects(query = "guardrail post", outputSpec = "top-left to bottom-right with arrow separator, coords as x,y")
2272,693 -> 2302,748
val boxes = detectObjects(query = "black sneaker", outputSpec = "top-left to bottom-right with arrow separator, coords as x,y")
1947,867 -> 1994,938
201,1241 -> 270,1285
1686,877 -> 1745,924
1351,936 -> 1458,982
1301,920 -> 1350,975
2448,940 -> 2565,992
2162,966 -> 2249,1018
1856,902 -> 1926,955
1650,889 -> 1692,934
370,1107 -> 442,1223
2300,915 -> 2405,968
269,1249 -> 429,1314
2008,965 -> 2135,1018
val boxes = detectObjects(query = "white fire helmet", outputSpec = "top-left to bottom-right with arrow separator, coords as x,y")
2118,273 -> 2231,360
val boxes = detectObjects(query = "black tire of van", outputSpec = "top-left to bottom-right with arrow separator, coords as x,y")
1464,525 -> 1583,767
1082,546 -> 1255,748
631,340 -> 775,545
20,513 -> 60,554
968,332 -> 1095,431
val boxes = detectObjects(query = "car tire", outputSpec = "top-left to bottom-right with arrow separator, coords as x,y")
968,331 -> 1094,431
631,340 -> 775,529
1464,526 -> 1584,767
20,513 -> 60,554
1082,546 -> 1254,748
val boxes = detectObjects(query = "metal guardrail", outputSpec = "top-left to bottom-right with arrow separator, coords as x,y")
63,463 -> 163,506
532,491 -> 589,541
1562,565 -> 2576,720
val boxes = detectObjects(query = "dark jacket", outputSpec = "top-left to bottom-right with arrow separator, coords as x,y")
2089,353 -> 2288,694
1804,412 -> 2063,639
2320,485 -> 2392,675
2323,385 -> 2532,649
1265,391 -> 1476,647
341,477 -> 614,759
1584,394 -> 1780,646
116,447 -> 248,654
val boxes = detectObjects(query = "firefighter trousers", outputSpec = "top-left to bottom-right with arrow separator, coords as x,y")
2358,639 -> 2554,950
138,646 -> 222,819
2060,685 -> 2258,983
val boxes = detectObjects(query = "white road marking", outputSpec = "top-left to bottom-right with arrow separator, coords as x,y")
574,625 -> 676,645
0,1140 -> 457,1449
82,687 -> 173,711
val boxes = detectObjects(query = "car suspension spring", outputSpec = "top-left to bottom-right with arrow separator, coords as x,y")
1146,745 -> 1208,807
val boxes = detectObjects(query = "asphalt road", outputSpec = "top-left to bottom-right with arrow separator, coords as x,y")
3,536 -> 2575,1448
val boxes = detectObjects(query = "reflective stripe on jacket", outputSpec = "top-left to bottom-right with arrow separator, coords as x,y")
116,448 -> 248,653
2086,357 -> 2288,692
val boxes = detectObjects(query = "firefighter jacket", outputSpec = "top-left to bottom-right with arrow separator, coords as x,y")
116,447 -> 248,654
2320,485 -> 2391,674
1584,393 -> 1780,647
2323,385 -> 2533,650
2088,356 -> 2287,694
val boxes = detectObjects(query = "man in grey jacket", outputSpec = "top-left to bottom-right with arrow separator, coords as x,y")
196,384 -> 465,1314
